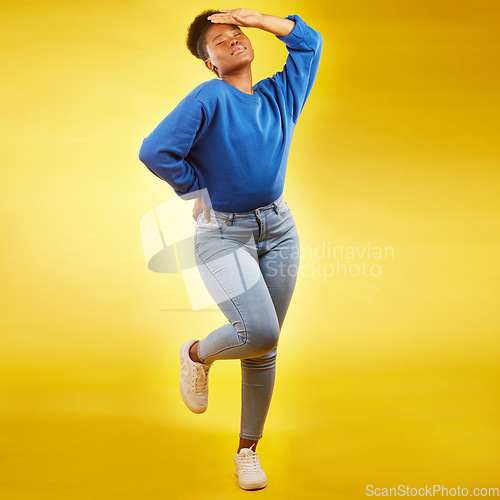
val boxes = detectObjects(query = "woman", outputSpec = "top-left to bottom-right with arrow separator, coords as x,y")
139,8 -> 322,490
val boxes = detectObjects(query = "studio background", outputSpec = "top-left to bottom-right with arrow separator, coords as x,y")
1,0 -> 499,498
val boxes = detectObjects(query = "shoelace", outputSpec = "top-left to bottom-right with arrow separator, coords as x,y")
237,448 -> 261,473
192,363 -> 211,394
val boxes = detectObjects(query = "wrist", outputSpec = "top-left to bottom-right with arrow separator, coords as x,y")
257,13 -> 295,37
256,13 -> 267,30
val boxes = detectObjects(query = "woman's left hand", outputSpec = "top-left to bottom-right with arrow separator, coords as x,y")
207,9 -> 263,29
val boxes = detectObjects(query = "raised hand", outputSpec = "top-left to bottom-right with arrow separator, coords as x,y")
207,8 -> 263,29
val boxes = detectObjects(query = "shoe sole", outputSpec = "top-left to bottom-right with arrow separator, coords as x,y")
234,470 -> 267,490
179,380 -> 207,414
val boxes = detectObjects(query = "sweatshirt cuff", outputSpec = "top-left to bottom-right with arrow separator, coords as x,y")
275,14 -> 307,48
174,178 -> 201,201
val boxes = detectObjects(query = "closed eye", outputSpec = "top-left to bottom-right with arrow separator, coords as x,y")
215,31 -> 242,46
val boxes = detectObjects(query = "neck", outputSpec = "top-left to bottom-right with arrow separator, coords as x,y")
220,67 -> 254,95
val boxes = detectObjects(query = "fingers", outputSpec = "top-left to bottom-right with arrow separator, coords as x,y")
192,209 -> 209,222
203,207 -> 211,223
192,194 -> 211,223
207,14 -> 236,24
209,8 -> 235,15
207,9 -> 242,24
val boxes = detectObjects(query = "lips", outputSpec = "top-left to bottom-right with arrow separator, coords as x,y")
231,45 -> 245,56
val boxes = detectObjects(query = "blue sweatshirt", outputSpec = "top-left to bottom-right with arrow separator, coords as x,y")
138,14 -> 323,212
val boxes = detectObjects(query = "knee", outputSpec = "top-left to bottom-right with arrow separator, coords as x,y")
242,318 -> 280,357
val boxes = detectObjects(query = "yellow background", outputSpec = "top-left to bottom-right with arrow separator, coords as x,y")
1,0 -> 499,498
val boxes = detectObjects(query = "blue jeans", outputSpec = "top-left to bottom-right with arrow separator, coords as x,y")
193,194 -> 300,440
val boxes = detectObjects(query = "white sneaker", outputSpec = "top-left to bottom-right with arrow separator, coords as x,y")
179,339 -> 212,414
234,445 -> 267,490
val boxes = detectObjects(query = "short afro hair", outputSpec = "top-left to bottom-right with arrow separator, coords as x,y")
187,9 -> 239,78
186,9 -> 221,62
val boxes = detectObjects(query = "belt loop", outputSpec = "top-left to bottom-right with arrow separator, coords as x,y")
273,202 -> 280,216
227,213 -> 234,226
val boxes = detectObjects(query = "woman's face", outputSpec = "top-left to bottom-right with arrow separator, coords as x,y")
204,24 -> 254,76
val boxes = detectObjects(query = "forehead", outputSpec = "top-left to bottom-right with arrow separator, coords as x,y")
205,23 -> 241,44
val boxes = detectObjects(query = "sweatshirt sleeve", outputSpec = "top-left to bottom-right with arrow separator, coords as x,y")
138,95 -> 207,200
271,14 -> 323,123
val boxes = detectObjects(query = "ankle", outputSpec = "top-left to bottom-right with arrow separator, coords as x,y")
189,341 -> 202,363
238,438 -> 258,454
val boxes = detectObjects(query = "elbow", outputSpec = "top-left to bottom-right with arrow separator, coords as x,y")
314,31 -> 323,54
302,27 -> 323,57
138,139 -> 155,167
305,24 -> 323,54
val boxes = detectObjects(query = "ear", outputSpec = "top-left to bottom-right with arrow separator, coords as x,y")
204,59 -> 214,72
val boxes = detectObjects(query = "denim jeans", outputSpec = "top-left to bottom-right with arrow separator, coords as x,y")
193,194 -> 300,440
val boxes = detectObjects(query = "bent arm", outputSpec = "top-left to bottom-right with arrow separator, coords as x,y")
271,14 -> 323,123
138,96 -> 207,200
209,10 -> 323,123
